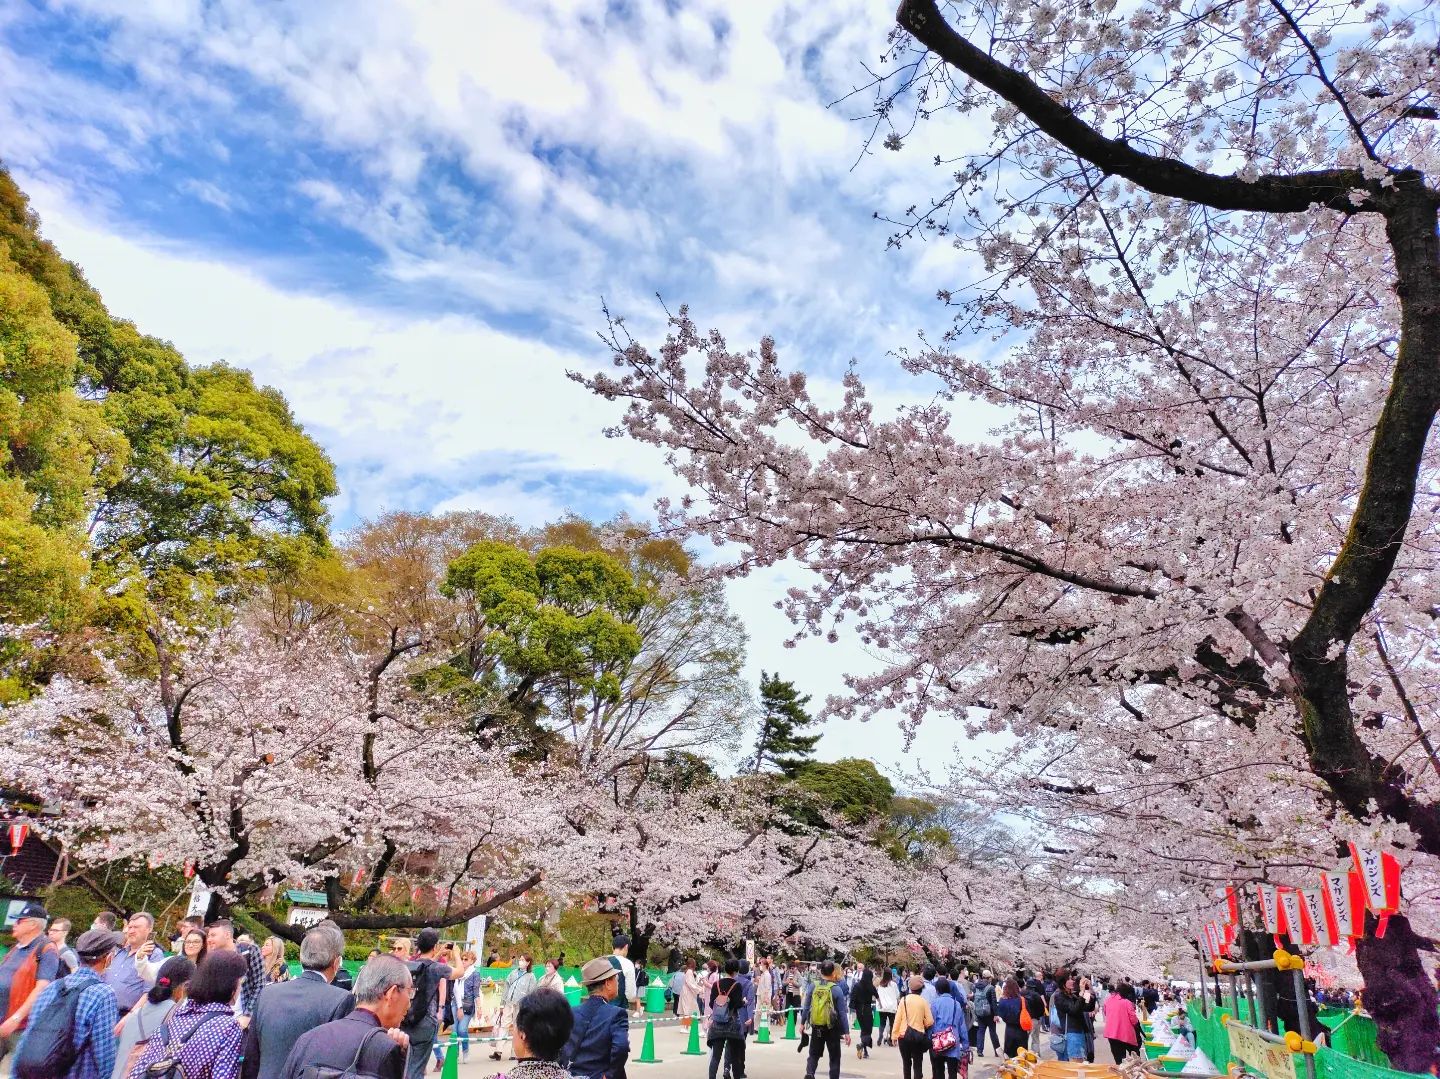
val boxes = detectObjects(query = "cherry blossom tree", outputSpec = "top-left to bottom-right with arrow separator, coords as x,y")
576,0 -> 1440,1061
543,753 -> 910,960
0,617 -> 554,939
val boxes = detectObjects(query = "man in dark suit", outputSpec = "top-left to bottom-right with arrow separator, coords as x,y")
563,957 -> 630,1079
281,954 -> 411,1079
242,924 -> 355,1079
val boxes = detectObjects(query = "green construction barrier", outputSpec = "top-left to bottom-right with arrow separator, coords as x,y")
1185,1001 -> 1429,1079
1316,1010 -> 1392,1069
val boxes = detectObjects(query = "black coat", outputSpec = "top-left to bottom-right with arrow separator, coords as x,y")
280,1010 -> 407,1079
242,970 -> 356,1079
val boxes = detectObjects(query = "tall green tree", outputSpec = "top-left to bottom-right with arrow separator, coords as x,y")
747,672 -> 820,777
441,529 -> 748,769
794,758 -> 896,823
0,248 -> 123,639
0,166 -> 336,664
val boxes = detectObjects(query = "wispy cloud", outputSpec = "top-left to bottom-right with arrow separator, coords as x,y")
2,0 -> 998,769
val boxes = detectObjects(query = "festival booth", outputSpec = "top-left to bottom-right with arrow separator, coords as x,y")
1176,848 -> 1427,1079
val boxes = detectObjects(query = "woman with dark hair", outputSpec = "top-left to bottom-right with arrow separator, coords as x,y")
851,968 -> 877,1059
181,928 -> 207,967
706,959 -> 748,1079
876,970 -> 899,1046
994,978 -> 1026,1059
927,977 -> 968,1079
114,956 -> 195,1079
1103,982 -> 1142,1062
510,987 -> 577,1079
129,950 -> 247,1079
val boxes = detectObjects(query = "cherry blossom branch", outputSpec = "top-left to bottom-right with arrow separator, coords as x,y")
894,0 -> 1378,213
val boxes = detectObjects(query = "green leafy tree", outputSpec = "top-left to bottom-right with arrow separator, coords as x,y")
794,758 -> 896,823
747,672 -> 820,777
0,167 -> 336,643
442,528 -> 748,769
0,248 -> 124,638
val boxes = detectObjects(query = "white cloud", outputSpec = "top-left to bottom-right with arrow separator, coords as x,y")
3,0 -> 998,778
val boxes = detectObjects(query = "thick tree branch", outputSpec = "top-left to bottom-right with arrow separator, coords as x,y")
894,0 -> 1377,213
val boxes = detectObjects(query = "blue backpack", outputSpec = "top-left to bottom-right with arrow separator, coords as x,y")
13,981 -> 86,1079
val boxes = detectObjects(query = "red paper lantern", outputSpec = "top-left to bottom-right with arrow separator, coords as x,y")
1320,869 -> 1365,948
7,824 -> 28,855
1348,844 -> 1403,937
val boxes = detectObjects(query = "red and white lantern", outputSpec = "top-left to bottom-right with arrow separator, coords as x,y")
1348,844 -> 1402,937
1296,886 -> 1326,946
1320,870 -> 1364,948
1206,922 -> 1227,965
7,823 -> 28,855
183,860 -> 196,880
1256,883 -> 1287,946
1222,885 -> 1241,926
1278,888 -> 1306,947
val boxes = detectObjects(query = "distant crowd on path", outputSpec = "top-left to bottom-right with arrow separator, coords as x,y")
654,957 -> 1189,1079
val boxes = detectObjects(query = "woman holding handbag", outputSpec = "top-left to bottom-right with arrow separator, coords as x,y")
892,976 -> 934,1079
927,977 -> 969,1079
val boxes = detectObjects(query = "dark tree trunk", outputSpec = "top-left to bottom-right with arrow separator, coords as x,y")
1355,914 -> 1440,1074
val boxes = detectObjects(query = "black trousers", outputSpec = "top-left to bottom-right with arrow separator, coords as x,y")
879,1011 -> 896,1043
900,1040 -> 928,1079
972,1018 -> 999,1054
709,1037 -> 746,1079
1003,1025 -> 1027,1058
1110,1038 -> 1139,1062
805,1023 -> 844,1079
858,1004 -> 875,1048
930,1054 -> 959,1079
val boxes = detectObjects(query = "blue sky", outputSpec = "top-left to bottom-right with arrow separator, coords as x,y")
2,0 -> 994,772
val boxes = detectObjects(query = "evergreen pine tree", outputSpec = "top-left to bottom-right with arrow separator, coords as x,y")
749,672 -> 820,777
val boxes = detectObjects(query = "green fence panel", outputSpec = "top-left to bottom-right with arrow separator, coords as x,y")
1189,1000 -> 1426,1079
1318,1013 -> 1392,1069
1314,1045 -> 1429,1079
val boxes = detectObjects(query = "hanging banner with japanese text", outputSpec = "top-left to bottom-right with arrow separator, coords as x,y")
1347,844 -> 1402,937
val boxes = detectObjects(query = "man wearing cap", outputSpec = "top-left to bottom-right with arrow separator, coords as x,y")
0,902 -> 60,1063
562,957 -> 630,1079
12,927 -> 121,1078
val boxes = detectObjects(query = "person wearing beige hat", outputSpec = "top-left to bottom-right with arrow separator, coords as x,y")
561,957 -> 630,1079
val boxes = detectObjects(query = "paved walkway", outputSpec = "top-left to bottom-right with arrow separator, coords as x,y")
441,1019 -> 1117,1079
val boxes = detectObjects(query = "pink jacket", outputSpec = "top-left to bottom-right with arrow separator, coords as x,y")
1103,993 -> 1140,1043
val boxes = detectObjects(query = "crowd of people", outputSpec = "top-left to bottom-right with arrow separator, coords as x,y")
0,899 -> 1195,1079
657,959 -> 1175,1079
0,909 -> 679,1079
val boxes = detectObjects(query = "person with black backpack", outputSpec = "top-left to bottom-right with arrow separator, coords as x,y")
705,959 -> 747,1079
128,950 -> 248,1079
399,929 -> 450,1079
10,927 -> 122,1079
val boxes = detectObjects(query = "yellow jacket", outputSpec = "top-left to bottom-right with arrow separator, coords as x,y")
893,995 -> 934,1039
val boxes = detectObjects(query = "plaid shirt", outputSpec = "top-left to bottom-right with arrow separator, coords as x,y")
15,967 -> 118,1079
236,943 -> 267,1016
